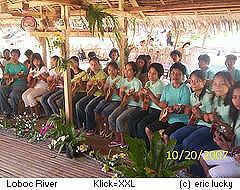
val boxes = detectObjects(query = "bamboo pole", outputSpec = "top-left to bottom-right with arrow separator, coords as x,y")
62,5 -> 73,123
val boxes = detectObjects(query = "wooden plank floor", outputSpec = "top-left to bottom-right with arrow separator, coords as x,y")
0,133 -> 113,178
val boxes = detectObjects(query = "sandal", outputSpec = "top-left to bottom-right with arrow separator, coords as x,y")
108,141 -> 121,148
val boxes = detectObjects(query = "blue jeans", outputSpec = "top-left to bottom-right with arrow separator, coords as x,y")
94,99 -> 120,117
40,90 -> 58,116
0,84 -> 26,115
47,89 -> 64,115
108,106 -> 141,132
85,96 -> 104,130
170,125 -> 219,153
75,95 -> 95,128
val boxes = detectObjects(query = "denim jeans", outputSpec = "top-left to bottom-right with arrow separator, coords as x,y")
47,89 -> 64,115
0,84 -> 26,115
108,105 -> 141,133
94,99 -> 120,117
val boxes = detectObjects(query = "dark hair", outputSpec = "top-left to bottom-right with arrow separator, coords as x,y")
51,55 -> 59,62
229,82 -> 240,128
24,49 -> 33,57
31,53 -> 45,69
3,49 -> 10,54
107,61 -> 118,70
170,50 -> 182,58
169,62 -> 186,76
11,49 -> 21,57
70,56 -> 79,64
136,55 -> 148,74
126,61 -> 138,76
182,42 -> 190,48
88,51 -> 96,59
198,54 -> 210,65
145,55 -> 151,62
89,56 -> 100,64
190,70 -> 208,101
226,54 -> 237,61
148,63 -> 164,78
109,48 -> 119,59
211,71 -> 234,106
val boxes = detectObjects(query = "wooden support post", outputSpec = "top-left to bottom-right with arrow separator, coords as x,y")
62,5 -> 73,123
40,37 -> 47,67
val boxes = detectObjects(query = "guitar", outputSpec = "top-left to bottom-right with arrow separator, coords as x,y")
159,104 -> 185,122
86,80 -> 101,96
141,87 -> 150,111
105,78 -> 120,102
71,72 -> 88,95
120,89 -> 135,108
4,71 -> 24,86
188,103 -> 202,125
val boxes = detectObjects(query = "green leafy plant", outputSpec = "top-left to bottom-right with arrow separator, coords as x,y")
87,4 -> 121,42
46,110 -> 86,158
46,35 -> 65,55
118,133 -> 194,177
56,57 -> 74,72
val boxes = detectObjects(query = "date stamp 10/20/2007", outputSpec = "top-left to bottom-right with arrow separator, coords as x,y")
166,150 -> 229,161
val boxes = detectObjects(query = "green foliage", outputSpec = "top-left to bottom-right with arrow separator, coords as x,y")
47,110 -> 86,158
118,133 -> 194,177
87,4 -> 121,46
46,35 -> 64,55
57,57 -> 73,72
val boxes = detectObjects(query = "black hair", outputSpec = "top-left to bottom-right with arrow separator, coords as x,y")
11,49 -> 21,57
182,42 -> 190,48
3,49 -> 10,54
107,61 -> 118,70
70,56 -> 79,64
126,61 -> 138,76
229,81 -> 240,128
109,48 -> 119,59
24,49 -> 33,57
145,55 -> 151,62
170,50 -> 182,58
88,51 -> 96,59
169,62 -> 186,76
226,54 -> 237,61
31,53 -> 45,69
136,55 -> 148,74
190,70 -> 208,101
211,71 -> 234,106
148,63 -> 164,79
198,54 -> 210,65
89,56 -> 100,64
51,55 -> 60,62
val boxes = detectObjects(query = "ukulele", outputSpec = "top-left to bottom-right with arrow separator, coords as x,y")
105,78 -> 120,102
4,71 -> 24,86
120,89 -> 135,108
188,103 -> 202,125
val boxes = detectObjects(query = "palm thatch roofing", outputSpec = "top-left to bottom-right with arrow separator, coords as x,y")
0,0 -> 240,33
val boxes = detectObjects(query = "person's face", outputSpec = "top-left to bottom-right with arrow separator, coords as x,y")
148,67 -> 159,82
198,60 -> 208,70
107,65 -> 118,78
225,59 -> 235,71
190,74 -> 206,93
50,58 -> 57,68
125,64 -> 135,79
111,52 -> 118,61
33,58 -> 40,68
11,52 -> 19,62
137,59 -> 145,68
89,59 -> 100,73
3,50 -> 10,59
170,68 -> 183,84
171,54 -> 181,63
232,88 -> 240,111
212,75 -> 230,97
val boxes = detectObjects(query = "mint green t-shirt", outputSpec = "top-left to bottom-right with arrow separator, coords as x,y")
105,75 -> 123,101
233,115 -> 240,146
231,68 -> 240,82
190,91 -> 213,127
160,83 -> 191,124
203,68 -> 215,80
145,79 -> 165,110
4,62 -> 28,86
207,96 -> 231,124
122,77 -> 142,107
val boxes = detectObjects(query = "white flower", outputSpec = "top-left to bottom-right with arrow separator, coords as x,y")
48,144 -> 52,149
101,164 -> 109,173
60,136 -> 66,141
79,144 -> 88,152
112,154 -> 118,160
51,139 -> 57,146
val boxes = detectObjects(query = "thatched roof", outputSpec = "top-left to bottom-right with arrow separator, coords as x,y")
0,0 -> 240,33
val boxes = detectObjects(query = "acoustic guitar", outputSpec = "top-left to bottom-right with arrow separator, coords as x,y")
188,103 -> 202,125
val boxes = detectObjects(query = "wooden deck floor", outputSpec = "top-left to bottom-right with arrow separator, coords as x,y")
0,133 -> 113,178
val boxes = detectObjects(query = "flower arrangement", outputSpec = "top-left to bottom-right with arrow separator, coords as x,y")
14,112 -> 44,143
46,111 -> 86,158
